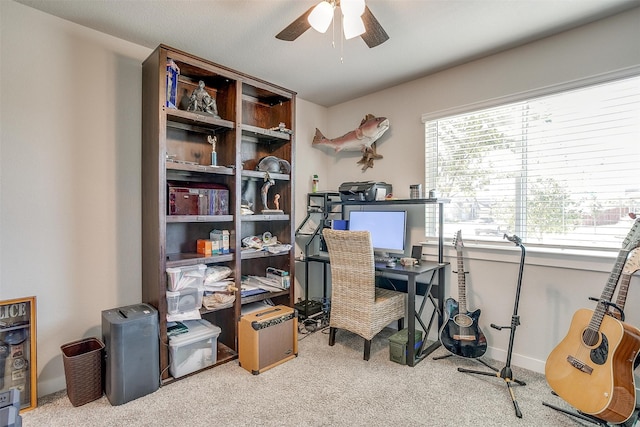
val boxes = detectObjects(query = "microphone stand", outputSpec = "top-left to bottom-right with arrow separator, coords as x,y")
457,233 -> 527,418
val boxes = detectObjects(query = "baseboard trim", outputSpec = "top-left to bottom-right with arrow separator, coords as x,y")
485,346 -> 546,375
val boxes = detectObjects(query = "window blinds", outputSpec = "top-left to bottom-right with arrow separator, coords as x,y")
424,75 -> 640,249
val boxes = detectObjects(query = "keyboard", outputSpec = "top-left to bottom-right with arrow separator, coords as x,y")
374,256 -> 394,263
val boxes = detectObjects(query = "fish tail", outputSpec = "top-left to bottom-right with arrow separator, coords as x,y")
312,128 -> 327,145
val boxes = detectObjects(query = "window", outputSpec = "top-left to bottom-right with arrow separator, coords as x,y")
424,75 -> 640,250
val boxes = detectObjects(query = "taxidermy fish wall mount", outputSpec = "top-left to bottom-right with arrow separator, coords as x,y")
312,114 -> 390,171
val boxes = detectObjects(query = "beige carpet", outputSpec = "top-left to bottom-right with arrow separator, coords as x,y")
22,327 -> 623,426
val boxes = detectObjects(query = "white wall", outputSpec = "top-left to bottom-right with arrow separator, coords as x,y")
1,1 -> 151,395
308,7 -> 640,372
292,99 -> 328,302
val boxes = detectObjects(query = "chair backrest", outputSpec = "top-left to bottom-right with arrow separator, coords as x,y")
322,229 -> 376,307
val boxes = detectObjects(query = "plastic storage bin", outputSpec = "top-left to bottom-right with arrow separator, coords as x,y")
60,337 -> 105,406
166,286 -> 204,314
166,264 -> 206,291
169,319 -> 221,378
389,328 -> 423,365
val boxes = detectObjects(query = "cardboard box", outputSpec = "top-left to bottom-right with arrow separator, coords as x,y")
168,182 -> 229,216
266,267 -> 290,289
197,239 -> 212,255
210,229 -> 230,254
168,187 -> 200,215
211,238 -> 221,255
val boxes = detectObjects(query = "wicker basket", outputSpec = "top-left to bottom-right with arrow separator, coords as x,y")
60,337 -> 104,407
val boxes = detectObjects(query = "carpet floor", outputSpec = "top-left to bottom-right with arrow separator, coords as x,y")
22,326 -> 635,426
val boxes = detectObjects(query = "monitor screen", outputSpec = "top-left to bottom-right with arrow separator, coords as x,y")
348,210 -> 407,256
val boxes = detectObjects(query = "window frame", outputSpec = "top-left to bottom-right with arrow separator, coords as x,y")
421,66 -> 640,259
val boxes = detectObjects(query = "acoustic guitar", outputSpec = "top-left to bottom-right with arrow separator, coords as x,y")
439,230 -> 487,358
545,218 -> 640,424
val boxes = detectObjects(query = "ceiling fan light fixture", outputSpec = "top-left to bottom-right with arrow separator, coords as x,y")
341,0 -> 365,17
308,1 -> 334,33
343,15 -> 365,40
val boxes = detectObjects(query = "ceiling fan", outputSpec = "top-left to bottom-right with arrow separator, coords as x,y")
276,0 -> 389,48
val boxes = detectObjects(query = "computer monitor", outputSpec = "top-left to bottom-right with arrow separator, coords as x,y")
347,210 -> 407,257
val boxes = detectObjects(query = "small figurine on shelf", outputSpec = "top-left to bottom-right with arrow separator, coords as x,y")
261,173 -> 283,214
269,122 -> 293,135
187,80 -> 220,118
208,135 -> 217,166
166,59 -> 180,109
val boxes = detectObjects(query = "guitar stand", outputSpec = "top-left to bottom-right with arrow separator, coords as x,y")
432,352 -> 500,372
542,393 -> 640,426
542,399 -> 608,426
541,334 -> 640,427
457,234 -> 527,418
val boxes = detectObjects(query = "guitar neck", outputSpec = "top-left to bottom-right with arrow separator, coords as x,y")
457,249 -> 467,313
613,274 -> 631,317
589,249 -> 629,330
612,247 -> 640,317
589,218 -> 640,331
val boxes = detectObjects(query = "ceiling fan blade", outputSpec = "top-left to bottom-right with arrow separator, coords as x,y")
360,5 -> 389,48
275,6 -> 314,41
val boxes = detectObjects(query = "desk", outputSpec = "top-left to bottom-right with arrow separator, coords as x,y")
305,254 -> 447,366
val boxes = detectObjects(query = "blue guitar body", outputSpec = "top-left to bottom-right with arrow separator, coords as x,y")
439,230 -> 487,359
440,298 -> 487,358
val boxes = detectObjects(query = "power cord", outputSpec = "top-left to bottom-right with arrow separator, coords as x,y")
298,310 -> 330,340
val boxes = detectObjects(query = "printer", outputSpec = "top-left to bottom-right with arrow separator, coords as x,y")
339,181 -> 392,202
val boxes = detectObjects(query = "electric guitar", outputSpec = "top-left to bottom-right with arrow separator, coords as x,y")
545,218 -> 640,424
439,230 -> 487,358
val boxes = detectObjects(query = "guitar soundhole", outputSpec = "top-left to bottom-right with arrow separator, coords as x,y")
453,314 -> 473,328
590,334 -> 608,365
582,328 -> 599,347
580,329 -> 608,365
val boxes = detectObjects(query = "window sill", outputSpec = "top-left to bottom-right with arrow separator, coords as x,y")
420,241 -> 617,274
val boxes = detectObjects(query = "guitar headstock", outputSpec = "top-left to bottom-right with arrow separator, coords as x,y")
623,247 -> 640,275
453,230 -> 464,251
621,217 -> 640,251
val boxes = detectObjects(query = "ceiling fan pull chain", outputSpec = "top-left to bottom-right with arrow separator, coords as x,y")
332,7 -> 337,49
340,13 -> 344,63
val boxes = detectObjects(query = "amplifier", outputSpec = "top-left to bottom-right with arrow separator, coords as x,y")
238,305 -> 297,375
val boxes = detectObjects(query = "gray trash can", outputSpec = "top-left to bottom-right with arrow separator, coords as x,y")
101,303 -> 159,405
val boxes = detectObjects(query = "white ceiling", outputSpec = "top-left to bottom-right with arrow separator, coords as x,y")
14,0 -> 640,107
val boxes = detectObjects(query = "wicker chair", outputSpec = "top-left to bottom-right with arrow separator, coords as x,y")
322,228 -> 406,360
